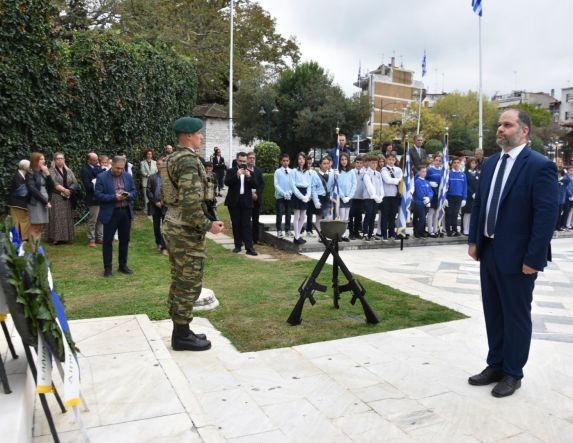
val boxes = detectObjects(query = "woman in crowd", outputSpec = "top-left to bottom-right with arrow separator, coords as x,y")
7,159 -> 31,241
337,152 -> 356,242
377,155 -> 386,171
140,149 -> 157,208
290,152 -> 312,245
462,158 -> 479,235
26,152 -> 54,245
48,152 -> 79,244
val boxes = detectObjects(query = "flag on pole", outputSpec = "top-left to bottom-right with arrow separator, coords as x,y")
421,51 -> 427,77
396,141 -> 414,236
472,0 -> 483,16
436,133 -> 450,232
357,60 -> 362,83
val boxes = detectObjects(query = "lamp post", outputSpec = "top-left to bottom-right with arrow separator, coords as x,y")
259,105 -> 279,141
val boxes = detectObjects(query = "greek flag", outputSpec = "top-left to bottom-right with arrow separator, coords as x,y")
437,135 -> 450,232
472,0 -> 483,16
330,141 -> 340,219
357,61 -> 362,84
421,51 -> 427,77
396,141 -> 414,235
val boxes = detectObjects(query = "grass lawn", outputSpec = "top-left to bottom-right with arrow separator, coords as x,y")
45,212 -> 465,352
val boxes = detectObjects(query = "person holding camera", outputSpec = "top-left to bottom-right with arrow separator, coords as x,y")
95,155 -> 137,277
224,152 -> 259,255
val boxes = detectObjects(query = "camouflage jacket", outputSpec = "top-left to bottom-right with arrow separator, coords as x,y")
164,146 -> 212,233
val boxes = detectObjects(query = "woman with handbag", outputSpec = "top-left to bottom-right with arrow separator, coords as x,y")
26,152 -> 54,246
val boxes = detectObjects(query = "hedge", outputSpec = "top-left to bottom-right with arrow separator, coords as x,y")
0,0 -> 198,212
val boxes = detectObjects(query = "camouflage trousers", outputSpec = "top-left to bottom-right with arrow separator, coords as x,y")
163,223 -> 206,325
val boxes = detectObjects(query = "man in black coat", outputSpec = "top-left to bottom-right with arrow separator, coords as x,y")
409,134 -> 428,170
247,151 -> 265,245
224,152 -> 259,256
80,152 -> 103,247
211,147 -> 226,196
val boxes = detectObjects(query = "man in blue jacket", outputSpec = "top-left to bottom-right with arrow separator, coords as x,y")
95,156 -> 137,277
468,109 -> 558,397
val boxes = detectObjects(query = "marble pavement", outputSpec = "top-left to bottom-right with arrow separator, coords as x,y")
20,238 -> 573,442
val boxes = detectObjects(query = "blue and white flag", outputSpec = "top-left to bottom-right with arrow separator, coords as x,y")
421,51 -> 427,77
357,61 -> 362,83
396,141 -> 414,235
472,0 -> 483,16
437,135 -> 450,231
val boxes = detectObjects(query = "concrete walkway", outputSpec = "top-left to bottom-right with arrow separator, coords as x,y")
20,238 -> 573,442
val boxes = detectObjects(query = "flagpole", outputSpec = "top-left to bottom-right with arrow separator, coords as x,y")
478,15 -> 483,150
416,86 -> 423,135
228,0 -> 234,163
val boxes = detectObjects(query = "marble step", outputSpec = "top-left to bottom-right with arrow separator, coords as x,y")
30,314 -> 225,443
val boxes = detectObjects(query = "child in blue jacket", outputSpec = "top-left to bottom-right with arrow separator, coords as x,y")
412,165 -> 433,238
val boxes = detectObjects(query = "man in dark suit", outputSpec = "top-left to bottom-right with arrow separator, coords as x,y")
211,147 -> 226,196
80,152 -> 103,247
409,134 -> 427,170
468,109 -> 558,397
247,151 -> 264,245
95,156 -> 137,277
225,152 -> 259,256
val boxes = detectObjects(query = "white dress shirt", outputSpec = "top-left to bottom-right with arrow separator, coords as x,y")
484,143 -> 526,237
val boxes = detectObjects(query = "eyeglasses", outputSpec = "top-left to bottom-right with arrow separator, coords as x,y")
55,157 -> 64,160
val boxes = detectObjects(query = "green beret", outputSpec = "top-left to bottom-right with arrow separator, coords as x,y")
172,117 -> 203,134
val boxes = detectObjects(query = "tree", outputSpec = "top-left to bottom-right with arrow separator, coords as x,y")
432,91 -> 499,154
235,61 -> 370,157
111,0 -> 300,104
512,103 -> 552,128
402,104 -> 446,140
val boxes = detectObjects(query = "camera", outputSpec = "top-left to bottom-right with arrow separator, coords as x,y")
239,164 -> 247,170
121,191 -> 129,197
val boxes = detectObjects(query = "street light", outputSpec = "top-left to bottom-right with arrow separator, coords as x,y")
259,105 -> 279,141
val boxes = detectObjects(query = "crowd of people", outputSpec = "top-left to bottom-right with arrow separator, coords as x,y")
272,133 -> 573,243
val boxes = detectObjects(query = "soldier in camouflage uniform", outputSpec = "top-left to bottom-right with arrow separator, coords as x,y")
162,117 -> 224,351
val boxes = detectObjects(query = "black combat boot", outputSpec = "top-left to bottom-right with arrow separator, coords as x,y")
171,323 -> 211,351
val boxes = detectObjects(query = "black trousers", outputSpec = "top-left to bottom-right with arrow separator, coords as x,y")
412,202 -> 427,236
228,204 -> 253,250
348,199 -> 364,235
446,195 -> 463,234
215,169 -> 225,193
480,238 -> 536,378
380,196 -> 400,238
362,199 -> 377,237
151,207 -> 166,250
252,203 -> 261,242
275,198 -> 291,231
102,207 -> 131,271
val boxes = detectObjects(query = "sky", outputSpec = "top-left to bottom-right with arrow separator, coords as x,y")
256,0 -> 573,99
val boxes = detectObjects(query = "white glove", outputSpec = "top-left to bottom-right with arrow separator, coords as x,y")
333,169 -> 340,177
315,202 -> 321,209
444,200 -> 449,208
461,200 -> 466,208
425,202 -> 431,208
342,197 -> 350,204
374,197 -> 382,204
472,193 -> 475,199
302,196 -> 310,203
423,197 -> 430,205
430,181 -> 438,188
569,196 -> 573,201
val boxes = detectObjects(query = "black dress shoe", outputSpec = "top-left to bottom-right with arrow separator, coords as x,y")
468,366 -> 504,386
246,249 -> 258,256
492,375 -> 521,397
103,269 -> 112,278
232,247 -> 241,253
118,266 -> 133,275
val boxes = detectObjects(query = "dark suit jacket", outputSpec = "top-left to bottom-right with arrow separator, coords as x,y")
224,167 -> 258,208
410,146 -> 427,170
94,170 -> 137,224
80,164 -> 103,206
468,147 -> 558,274
250,166 -> 264,207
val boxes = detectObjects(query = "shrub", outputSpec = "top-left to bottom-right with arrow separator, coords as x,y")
260,173 -> 276,214
424,139 -> 443,155
254,141 -> 281,173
